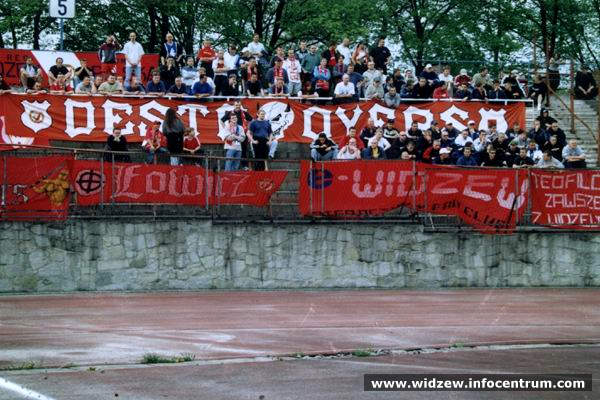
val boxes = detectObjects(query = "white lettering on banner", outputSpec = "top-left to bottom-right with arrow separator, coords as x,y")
544,193 -> 600,210
20,100 -> 52,133
403,106 -> 433,132
102,100 -> 134,135
168,169 -> 203,197
335,105 -> 363,133
177,104 -> 209,135
463,175 -> 495,201
303,105 -> 331,140
497,178 -> 528,209
439,105 -> 469,131
431,173 -> 461,195
368,103 -> 396,127
215,104 -> 235,139
114,165 -> 141,199
262,101 -> 294,140
352,170 -> 383,198
146,171 -> 167,194
478,108 -> 508,133
533,172 -> 600,191
64,99 -> 95,138
139,100 -> 169,136
218,173 -> 254,197
395,171 -> 426,197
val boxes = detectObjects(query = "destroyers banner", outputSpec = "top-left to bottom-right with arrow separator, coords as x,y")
298,161 -> 529,233
0,156 -> 72,220
0,94 -> 525,144
530,169 -> 600,229
71,160 -> 287,207
0,49 -> 158,86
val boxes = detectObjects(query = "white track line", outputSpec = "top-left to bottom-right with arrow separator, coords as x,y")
0,377 -> 56,400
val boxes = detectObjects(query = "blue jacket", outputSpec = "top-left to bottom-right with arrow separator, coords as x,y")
457,155 -> 478,166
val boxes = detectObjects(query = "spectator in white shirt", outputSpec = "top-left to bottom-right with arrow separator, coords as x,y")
282,49 -> 302,96
438,65 -> 453,94
336,38 -> 352,66
247,33 -> 266,58
368,129 -> 391,151
123,32 -> 145,86
337,137 -> 362,160
454,130 -> 474,148
334,74 -> 356,103
473,131 -> 490,153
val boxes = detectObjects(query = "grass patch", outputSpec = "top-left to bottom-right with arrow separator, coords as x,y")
450,342 -> 466,349
141,353 -> 196,364
352,348 -> 374,357
0,361 -> 37,371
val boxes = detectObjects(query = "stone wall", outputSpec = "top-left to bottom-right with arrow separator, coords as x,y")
1,221 -> 599,293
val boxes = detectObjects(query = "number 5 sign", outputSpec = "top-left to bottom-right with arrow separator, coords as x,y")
49,0 -> 75,18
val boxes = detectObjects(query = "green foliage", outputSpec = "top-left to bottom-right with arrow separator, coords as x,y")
0,0 -> 598,68
141,352 -> 196,364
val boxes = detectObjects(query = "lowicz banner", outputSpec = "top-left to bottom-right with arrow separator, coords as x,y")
0,49 -> 159,86
530,169 -> 600,229
0,156 -> 72,220
71,160 -> 288,207
0,94 -> 525,145
298,161 -> 529,233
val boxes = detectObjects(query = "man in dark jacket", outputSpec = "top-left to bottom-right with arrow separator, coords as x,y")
575,65 -> 598,100
546,121 -> 566,147
487,80 -> 507,100
412,77 -> 433,99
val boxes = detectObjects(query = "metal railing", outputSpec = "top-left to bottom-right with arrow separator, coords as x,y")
1,145 -> 599,233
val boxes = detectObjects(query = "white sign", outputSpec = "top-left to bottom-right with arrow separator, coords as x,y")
49,0 -> 75,18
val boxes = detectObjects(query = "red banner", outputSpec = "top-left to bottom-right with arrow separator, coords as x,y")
0,94 -> 525,145
0,49 -> 158,86
0,156 -> 72,220
71,160 -> 287,207
299,161 -> 528,233
530,169 -> 600,229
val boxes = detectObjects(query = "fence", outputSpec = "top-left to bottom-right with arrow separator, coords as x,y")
2,146 -> 600,233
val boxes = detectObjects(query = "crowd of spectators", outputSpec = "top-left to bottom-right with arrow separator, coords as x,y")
12,31 -> 597,105
311,109 -> 587,169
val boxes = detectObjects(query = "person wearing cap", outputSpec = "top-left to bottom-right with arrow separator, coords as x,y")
412,77 -> 433,99
333,73 -> 356,104
472,67 -> 493,91
536,107 -> 557,129
419,64 -> 439,87
454,68 -> 471,87
513,147 -> 535,168
466,120 -> 478,138
439,130 -> 453,149
266,57 -> 289,87
365,76 -> 384,100
370,37 -> 391,74
442,122 -> 459,139
310,133 -> 338,161
487,79 -> 507,100
384,86 -> 401,108
433,147 -> 453,165
575,65 -> 598,100
456,145 -> 478,166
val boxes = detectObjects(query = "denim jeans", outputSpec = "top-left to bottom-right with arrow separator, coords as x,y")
145,147 -> 168,164
268,140 -> 278,158
170,156 -> 181,166
311,148 -> 337,161
288,81 -> 302,96
225,149 -> 242,171
125,65 -> 142,85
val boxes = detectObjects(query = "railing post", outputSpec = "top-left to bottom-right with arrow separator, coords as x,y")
411,159 -> 417,215
570,60 -> 575,134
204,155 -> 209,212
309,159 -> 313,216
99,152 -> 104,209
514,168 -> 520,227
597,97 -> 600,166
216,155 -> 221,218
111,152 -> 115,204
320,161 -> 325,214
1,154 -> 6,207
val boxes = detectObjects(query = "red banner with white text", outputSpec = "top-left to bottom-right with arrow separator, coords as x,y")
0,93 -> 525,145
0,156 -> 73,220
0,49 -> 159,86
71,160 -> 287,206
530,169 -> 600,229
299,161 -> 528,233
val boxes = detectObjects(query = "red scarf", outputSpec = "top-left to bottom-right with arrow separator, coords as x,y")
327,49 -> 336,67
274,67 -> 283,79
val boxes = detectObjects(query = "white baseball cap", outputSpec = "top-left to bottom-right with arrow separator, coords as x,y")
425,63 -> 432,68
440,148 -> 451,154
